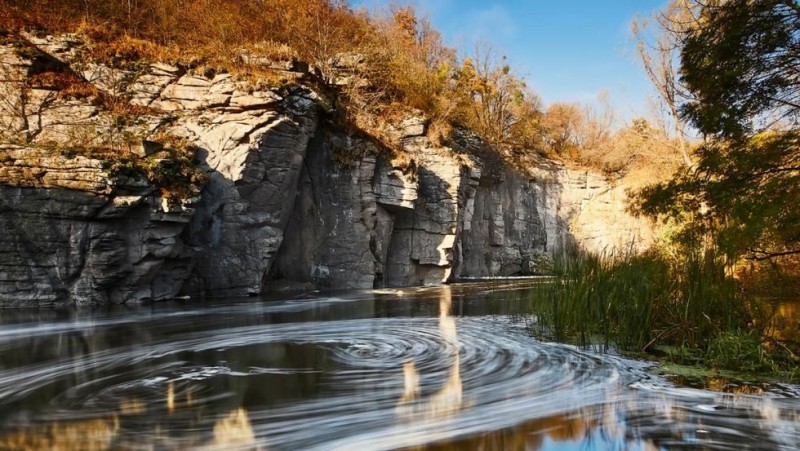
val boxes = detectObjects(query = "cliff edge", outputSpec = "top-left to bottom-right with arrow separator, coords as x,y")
0,34 -> 654,306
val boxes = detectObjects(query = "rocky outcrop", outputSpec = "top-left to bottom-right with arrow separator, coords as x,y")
0,146 -> 195,306
0,34 -> 319,303
267,122 -> 656,291
555,169 -> 654,254
456,168 -> 549,278
268,125 -> 472,290
0,35 -> 655,305
158,75 -> 319,297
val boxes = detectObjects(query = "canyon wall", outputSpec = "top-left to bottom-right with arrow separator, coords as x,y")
0,34 -> 655,306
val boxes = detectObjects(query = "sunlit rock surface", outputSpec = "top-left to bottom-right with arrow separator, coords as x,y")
0,34 -> 653,305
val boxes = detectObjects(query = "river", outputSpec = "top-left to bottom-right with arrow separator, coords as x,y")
0,281 -> 798,450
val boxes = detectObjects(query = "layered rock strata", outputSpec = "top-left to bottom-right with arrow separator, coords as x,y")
0,146 -> 195,306
0,35 -> 654,305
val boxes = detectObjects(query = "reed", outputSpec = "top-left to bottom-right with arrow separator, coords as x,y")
523,247 -> 791,372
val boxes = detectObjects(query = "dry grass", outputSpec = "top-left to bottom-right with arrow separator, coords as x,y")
28,71 -> 98,99
0,0 -> 688,186
0,2 -> 539,159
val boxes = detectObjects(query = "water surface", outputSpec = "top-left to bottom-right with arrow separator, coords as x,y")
0,281 -> 799,450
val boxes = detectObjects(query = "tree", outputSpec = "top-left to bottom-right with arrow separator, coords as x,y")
453,45 -> 532,147
679,0 -> 799,139
540,97 -> 616,163
368,5 -> 455,113
540,102 -> 583,157
631,0 -> 699,167
637,0 -> 800,262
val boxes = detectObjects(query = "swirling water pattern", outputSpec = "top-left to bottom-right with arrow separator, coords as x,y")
0,281 -> 798,450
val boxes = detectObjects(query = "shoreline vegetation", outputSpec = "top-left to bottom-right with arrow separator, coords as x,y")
523,249 -> 800,383
1,0 -> 798,381
518,0 -> 800,383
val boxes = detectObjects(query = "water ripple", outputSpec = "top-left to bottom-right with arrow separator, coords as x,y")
0,285 -> 798,450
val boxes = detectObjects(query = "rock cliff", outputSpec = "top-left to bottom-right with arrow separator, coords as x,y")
0,145 -> 196,306
0,34 -> 654,306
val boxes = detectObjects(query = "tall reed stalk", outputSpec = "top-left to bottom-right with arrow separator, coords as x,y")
526,247 -> 754,358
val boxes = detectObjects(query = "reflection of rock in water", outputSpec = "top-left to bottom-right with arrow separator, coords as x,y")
400,361 -> 420,403
0,388 -> 256,451
119,398 -> 145,415
0,418 -> 119,451
0,285 -> 799,450
211,408 -> 257,449
398,286 -> 463,418
419,404 -> 647,450
167,381 -> 175,413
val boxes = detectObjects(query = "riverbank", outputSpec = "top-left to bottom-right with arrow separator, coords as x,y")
522,250 -> 800,383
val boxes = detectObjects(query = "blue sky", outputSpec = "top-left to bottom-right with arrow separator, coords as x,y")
354,0 -> 668,122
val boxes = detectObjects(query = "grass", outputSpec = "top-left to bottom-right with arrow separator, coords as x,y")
524,247 -> 800,379
105,134 -> 207,203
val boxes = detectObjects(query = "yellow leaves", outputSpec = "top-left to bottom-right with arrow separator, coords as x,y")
458,58 -> 476,81
392,6 -> 418,42
435,62 -> 451,85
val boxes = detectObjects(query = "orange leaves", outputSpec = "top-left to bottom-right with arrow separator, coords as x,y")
392,6 -> 418,43
29,72 -> 99,100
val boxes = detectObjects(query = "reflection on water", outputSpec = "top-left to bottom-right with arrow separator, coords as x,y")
0,281 -> 798,450
397,287 -> 462,419
768,300 -> 800,345
211,408 -> 256,449
0,418 -> 118,451
418,405 -> 637,451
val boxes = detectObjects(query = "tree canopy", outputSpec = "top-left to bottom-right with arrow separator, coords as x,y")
637,0 -> 800,262
680,0 -> 799,139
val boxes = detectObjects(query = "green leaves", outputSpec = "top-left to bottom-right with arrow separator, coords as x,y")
637,0 -> 800,264
679,0 -> 800,139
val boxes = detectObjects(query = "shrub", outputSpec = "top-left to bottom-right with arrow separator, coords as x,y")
526,245 -> 800,376
707,331 -> 773,373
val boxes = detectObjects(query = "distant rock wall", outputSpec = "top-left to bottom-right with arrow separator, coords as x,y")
266,122 -> 656,291
0,34 -> 655,305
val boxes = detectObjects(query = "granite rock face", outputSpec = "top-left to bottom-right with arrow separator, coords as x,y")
0,35 -> 655,305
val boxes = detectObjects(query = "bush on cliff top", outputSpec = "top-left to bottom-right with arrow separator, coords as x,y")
0,0 -> 687,183
0,1 -> 549,156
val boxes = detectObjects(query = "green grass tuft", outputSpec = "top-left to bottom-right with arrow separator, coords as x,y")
525,247 -> 799,378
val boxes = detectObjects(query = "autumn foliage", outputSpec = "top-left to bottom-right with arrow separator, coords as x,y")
0,0 -> 692,183
2,1 -> 556,153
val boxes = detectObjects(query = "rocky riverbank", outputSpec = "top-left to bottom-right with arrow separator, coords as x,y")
0,34 -> 654,306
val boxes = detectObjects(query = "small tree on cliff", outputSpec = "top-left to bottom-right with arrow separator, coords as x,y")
453,45 -> 536,148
